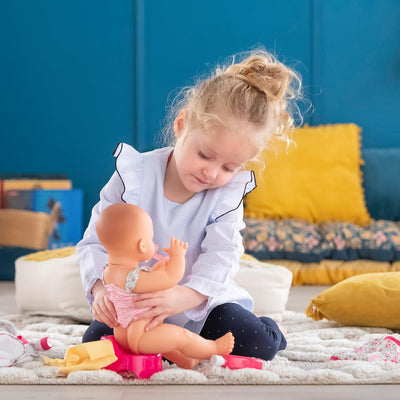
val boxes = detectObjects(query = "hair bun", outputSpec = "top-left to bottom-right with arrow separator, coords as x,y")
225,55 -> 291,102
161,48 -> 302,153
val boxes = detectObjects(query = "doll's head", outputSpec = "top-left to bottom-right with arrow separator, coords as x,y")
96,203 -> 156,266
163,49 -> 303,165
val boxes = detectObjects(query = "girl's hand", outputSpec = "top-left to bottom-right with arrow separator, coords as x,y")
91,279 -> 118,328
132,285 -> 207,331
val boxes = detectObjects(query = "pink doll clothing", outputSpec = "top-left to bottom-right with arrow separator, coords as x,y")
104,265 -> 153,328
105,283 -> 151,328
331,336 -> 400,363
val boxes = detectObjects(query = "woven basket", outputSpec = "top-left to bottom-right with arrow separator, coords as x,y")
0,203 -> 61,249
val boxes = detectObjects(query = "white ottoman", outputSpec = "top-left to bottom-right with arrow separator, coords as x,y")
235,258 -> 293,316
15,248 -> 91,323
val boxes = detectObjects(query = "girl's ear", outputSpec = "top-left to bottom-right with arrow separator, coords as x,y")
174,109 -> 187,138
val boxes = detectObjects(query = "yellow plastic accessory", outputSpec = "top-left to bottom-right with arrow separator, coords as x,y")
245,124 -> 372,226
305,272 -> 400,328
43,340 -> 117,374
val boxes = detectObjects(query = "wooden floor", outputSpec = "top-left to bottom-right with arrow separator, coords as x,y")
1,281 -> 400,399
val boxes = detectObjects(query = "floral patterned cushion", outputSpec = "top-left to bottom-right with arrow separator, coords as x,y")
320,220 -> 400,261
243,219 -> 327,262
242,218 -> 400,263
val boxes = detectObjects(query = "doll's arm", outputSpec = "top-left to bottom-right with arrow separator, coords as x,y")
149,260 -> 167,272
134,237 -> 188,293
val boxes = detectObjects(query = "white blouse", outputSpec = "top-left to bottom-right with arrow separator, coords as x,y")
77,143 -> 257,334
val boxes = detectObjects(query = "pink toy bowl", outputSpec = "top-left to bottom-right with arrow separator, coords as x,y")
210,354 -> 263,370
101,335 -> 162,379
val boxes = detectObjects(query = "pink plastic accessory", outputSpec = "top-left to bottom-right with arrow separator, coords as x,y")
101,335 -> 162,378
210,354 -> 263,370
18,335 -> 52,351
152,244 -> 169,262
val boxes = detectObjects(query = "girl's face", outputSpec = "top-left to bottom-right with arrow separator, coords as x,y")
171,111 -> 258,198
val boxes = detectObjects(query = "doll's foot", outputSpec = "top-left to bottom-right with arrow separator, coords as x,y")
215,332 -> 235,355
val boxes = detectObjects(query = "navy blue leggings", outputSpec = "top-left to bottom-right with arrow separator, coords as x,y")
199,303 -> 286,361
82,302 -> 286,361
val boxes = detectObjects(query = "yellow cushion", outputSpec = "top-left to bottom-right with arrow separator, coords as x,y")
245,124 -> 372,226
305,272 -> 400,328
267,259 -> 400,286
240,253 -> 258,262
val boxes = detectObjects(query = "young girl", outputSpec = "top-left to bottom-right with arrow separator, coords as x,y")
77,49 -> 302,362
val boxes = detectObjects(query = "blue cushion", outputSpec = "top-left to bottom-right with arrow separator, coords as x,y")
362,148 -> 400,221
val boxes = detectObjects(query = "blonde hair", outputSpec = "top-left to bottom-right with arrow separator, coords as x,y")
162,49 -> 303,160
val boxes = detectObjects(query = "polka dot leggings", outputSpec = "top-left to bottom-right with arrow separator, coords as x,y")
82,302 -> 286,361
200,303 -> 286,361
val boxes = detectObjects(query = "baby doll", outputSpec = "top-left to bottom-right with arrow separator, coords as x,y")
96,203 -> 234,369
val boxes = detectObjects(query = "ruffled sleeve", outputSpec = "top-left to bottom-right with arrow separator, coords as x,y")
182,170 -> 257,321
113,142 -> 143,205
212,170 -> 257,221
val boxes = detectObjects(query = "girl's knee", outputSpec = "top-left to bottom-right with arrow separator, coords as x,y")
82,320 -> 113,343
261,331 -> 286,360
259,316 -> 287,353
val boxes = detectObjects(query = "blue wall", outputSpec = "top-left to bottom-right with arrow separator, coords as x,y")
0,0 -> 135,224
1,0 -> 399,226
312,0 -> 400,148
136,0 -> 312,150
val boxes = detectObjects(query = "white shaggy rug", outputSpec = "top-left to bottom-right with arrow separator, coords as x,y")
1,311 -> 400,385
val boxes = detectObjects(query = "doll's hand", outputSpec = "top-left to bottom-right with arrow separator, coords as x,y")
132,285 -> 207,331
91,280 -> 118,328
162,236 -> 188,257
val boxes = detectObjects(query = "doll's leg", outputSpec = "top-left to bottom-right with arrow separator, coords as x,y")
113,325 -> 130,351
200,303 -> 286,361
136,323 -> 234,361
162,350 -> 199,369
82,320 -> 113,343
